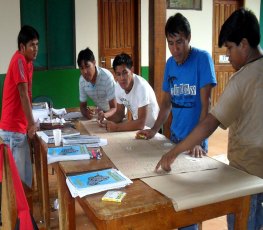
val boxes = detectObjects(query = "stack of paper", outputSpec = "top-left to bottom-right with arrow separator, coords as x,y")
47,144 -> 92,164
66,168 -> 133,198
32,102 -> 49,121
37,127 -> 80,144
62,135 -> 100,145
63,111 -> 83,120
32,102 -> 49,110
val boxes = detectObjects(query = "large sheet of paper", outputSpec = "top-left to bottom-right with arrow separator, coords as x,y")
142,163 -> 263,211
80,120 -> 220,179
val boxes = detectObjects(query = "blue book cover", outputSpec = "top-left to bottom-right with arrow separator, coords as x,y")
48,145 -> 91,157
68,168 -> 128,189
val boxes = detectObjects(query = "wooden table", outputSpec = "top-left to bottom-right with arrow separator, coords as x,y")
33,108 -> 86,229
56,152 -> 251,230
35,118 -> 260,230
54,121 -> 257,230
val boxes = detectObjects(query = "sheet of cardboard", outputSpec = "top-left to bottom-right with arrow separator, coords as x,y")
142,163 -> 263,211
80,120 -> 220,179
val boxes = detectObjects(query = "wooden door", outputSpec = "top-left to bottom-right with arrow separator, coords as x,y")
212,0 -> 243,105
98,0 -> 140,76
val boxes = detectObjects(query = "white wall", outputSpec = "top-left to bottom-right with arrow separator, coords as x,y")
0,0 -> 261,74
141,0 -> 149,67
245,0 -> 261,19
0,0 -> 20,73
75,0 -> 98,65
166,0 -> 213,59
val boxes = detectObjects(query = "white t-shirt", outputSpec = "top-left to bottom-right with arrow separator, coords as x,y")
115,74 -> 159,128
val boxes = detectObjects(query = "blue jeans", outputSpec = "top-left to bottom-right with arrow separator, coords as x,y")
0,129 -> 32,187
179,224 -> 198,230
227,193 -> 263,230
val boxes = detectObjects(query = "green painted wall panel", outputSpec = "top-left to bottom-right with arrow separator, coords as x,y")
141,66 -> 149,81
32,69 -> 80,108
0,69 -> 81,112
0,66 -> 150,113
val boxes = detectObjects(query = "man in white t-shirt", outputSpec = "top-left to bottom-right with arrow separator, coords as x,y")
104,53 -> 159,132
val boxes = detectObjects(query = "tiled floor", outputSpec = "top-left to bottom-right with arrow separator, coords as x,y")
33,127 -> 229,229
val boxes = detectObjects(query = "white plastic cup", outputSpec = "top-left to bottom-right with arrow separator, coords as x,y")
53,129 -> 62,146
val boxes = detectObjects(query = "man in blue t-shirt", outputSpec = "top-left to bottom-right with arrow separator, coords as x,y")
137,12 -> 217,230
138,13 -> 216,155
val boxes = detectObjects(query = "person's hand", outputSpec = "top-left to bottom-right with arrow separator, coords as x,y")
105,121 -> 118,132
189,145 -> 206,158
85,108 -> 94,120
97,110 -> 105,123
155,149 -> 178,172
27,123 -> 38,139
97,118 -> 107,127
136,129 -> 156,140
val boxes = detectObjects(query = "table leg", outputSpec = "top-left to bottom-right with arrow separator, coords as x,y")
34,137 -> 51,229
56,163 -> 76,230
234,195 -> 250,230
39,141 -> 50,229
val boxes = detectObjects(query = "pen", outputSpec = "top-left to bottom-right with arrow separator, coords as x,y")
91,149 -> 97,158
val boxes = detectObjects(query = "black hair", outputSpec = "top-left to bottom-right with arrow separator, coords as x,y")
77,47 -> 95,67
218,8 -> 260,48
112,53 -> 133,71
165,13 -> 191,38
18,25 -> 39,50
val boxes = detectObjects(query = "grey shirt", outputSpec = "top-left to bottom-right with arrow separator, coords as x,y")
79,66 -> 116,111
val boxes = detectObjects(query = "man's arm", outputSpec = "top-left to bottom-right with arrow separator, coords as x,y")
18,83 -> 37,139
189,84 -> 214,157
80,101 -> 92,119
156,113 -> 220,172
106,104 -> 148,132
151,92 -> 171,133
98,98 -> 117,121
199,84 -> 213,121
107,103 -> 125,123
136,92 -> 171,139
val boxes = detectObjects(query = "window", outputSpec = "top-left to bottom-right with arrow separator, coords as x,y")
20,0 -> 76,70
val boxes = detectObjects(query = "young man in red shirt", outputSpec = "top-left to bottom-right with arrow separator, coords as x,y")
0,25 -> 39,188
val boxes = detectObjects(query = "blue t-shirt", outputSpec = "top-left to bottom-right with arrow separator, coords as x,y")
162,47 -> 217,150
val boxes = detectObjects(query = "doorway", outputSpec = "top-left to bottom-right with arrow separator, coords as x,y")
98,0 -> 141,77
212,0 -> 244,105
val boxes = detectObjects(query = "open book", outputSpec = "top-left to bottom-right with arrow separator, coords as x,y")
66,168 -> 132,198
37,127 -> 80,144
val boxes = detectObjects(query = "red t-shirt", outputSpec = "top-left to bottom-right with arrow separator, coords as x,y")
0,51 -> 33,134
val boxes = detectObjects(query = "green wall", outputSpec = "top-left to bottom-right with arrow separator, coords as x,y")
32,69 -> 80,108
0,69 -> 80,112
141,66 -> 149,81
0,66 -> 149,112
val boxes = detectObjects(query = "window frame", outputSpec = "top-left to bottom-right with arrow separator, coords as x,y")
20,0 -> 76,70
